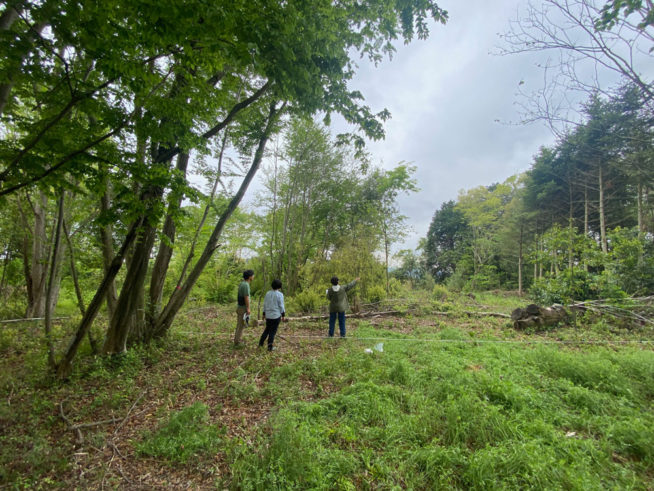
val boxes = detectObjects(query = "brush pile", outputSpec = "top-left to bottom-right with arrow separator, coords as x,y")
511,297 -> 654,330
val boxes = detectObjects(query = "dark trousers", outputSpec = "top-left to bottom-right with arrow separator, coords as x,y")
328,311 -> 346,337
259,317 -> 281,350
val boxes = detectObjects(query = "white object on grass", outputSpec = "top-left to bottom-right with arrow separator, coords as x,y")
364,343 -> 384,354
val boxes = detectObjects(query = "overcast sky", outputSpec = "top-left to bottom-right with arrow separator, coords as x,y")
337,0 -> 562,251
245,0 -> 562,253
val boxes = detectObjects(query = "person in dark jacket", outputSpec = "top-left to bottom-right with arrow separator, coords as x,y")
234,269 -> 254,346
326,276 -> 359,338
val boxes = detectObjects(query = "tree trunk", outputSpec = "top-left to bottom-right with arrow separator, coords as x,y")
57,219 -> 143,378
637,182 -> 644,237
584,186 -> 588,272
102,212 -> 159,354
584,187 -> 589,236
127,272 -> 147,344
279,165 -> 295,284
153,102 -> 280,337
538,233 -> 543,279
0,4 -> 20,31
518,223 -> 523,296
383,220 -> 390,294
44,193 -> 65,369
176,132 -> 228,287
270,145 -> 279,280
0,19 -> 46,116
0,4 -> 23,116
598,164 -> 608,254
26,192 -> 49,318
0,244 -> 10,296
99,186 -> 118,320
568,181 -> 574,271
104,81 -> 186,351
63,218 -> 97,352
149,152 -> 189,319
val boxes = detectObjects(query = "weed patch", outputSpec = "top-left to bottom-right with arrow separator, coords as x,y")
137,402 -> 225,464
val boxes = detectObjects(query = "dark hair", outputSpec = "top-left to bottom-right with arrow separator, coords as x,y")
243,269 -> 254,280
330,276 -> 339,285
271,279 -> 282,290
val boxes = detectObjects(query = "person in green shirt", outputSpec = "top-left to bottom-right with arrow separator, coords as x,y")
326,276 -> 359,338
234,269 -> 254,346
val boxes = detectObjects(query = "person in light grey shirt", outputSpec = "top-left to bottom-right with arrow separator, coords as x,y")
259,279 -> 286,351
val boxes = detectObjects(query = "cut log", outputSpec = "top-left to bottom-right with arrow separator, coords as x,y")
511,304 -> 570,330
526,304 -> 541,315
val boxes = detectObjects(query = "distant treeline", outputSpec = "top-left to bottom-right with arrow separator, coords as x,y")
422,84 -> 654,302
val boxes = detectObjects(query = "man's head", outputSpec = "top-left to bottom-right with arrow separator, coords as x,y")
271,279 -> 282,290
330,276 -> 339,286
243,269 -> 254,281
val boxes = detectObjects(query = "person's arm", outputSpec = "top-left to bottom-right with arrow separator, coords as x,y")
279,292 -> 287,322
344,277 -> 360,292
245,295 -> 250,315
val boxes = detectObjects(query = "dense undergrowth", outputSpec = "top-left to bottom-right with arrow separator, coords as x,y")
1,291 -> 653,488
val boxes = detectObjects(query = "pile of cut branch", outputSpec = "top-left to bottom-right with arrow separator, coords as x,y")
511,297 -> 654,331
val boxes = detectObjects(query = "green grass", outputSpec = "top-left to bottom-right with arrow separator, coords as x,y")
1,292 -> 653,488
225,326 -> 654,489
137,402 -> 225,464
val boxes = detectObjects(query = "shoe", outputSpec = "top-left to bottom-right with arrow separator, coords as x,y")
268,346 -> 275,351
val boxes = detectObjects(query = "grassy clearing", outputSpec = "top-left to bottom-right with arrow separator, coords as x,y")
1,292 -> 653,488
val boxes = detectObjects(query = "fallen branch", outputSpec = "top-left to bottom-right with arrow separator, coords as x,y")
59,402 -> 84,445
70,418 -> 121,430
568,298 -> 654,328
59,391 -> 146,446
113,391 -> 146,435
286,310 -> 405,321
433,311 -> 510,318
511,298 -> 654,331
0,316 -> 70,325
108,441 -> 127,460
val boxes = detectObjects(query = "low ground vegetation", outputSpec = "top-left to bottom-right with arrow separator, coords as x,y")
1,291 -> 653,488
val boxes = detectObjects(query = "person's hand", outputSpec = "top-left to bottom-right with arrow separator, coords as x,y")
355,277 -> 360,281
283,317 -> 288,323
247,308 -> 251,315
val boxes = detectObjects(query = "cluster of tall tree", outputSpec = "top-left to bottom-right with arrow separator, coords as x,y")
424,84 -> 654,299
255,118 -> 416,301
0,0 -> 448,376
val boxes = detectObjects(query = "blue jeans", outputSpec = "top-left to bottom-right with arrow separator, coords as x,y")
329,311 -> 346,337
